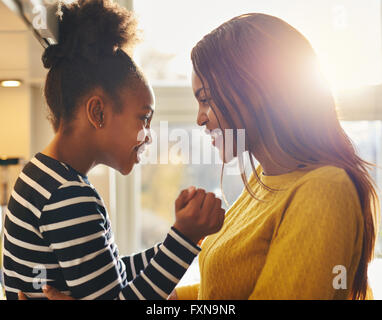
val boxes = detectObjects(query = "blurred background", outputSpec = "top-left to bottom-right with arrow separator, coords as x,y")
0,0 -> 382,298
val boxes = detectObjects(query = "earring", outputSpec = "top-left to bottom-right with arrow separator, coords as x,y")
99,112 -> 104,128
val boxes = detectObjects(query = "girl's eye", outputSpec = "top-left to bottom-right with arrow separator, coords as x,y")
141,115 -> 151,126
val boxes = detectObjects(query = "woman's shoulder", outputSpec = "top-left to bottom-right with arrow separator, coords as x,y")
298,165 -> 353,187
291,165 -> 362,213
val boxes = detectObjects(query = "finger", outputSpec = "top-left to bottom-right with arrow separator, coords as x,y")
43,285 -> 75,300
186,189 -> 206,210
211,197 -> 222,212
18,291 -> 28,300
167,290 -> 178,300
200,192 -> 216,214
185,186 -> 197,202
210,200 -> 225,229
175,189 -> 189,212
215,208 -> 226,231
197,237 -> 205,247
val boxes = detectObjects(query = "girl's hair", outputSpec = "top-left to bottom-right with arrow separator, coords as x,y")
42,0 -> 143,134
191,13 -> 380,300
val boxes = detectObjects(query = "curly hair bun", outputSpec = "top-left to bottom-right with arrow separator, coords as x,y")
42,0 -> 139,69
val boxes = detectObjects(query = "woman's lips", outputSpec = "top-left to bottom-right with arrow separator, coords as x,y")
205,128 -> 222,147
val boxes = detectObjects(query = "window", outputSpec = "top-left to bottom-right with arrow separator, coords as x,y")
140,122 -> 247,249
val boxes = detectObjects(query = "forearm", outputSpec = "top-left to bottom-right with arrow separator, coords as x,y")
121,244 -> 161,282
52,227 -> 200,300
118,227 -> 201,300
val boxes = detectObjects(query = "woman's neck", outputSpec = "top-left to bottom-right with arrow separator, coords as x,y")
252,146 -> 306,176
261,163 -> 306,176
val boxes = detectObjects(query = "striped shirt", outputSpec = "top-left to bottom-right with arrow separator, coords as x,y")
1,152 -> 200,300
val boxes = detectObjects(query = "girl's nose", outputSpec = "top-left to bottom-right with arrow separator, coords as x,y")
145,129 -> 153,145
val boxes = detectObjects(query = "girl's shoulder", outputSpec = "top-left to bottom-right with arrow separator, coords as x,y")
12,152 -> 97,217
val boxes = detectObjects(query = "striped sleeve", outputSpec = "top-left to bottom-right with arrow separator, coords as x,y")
38,182 -> 201,300
121,245 -> 161,282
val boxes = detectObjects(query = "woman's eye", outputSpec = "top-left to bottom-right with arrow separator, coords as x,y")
200,98 -> 211,105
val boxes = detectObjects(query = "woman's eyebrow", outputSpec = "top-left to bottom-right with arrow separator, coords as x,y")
194,88 -> 203,99
194,87 -> 210,99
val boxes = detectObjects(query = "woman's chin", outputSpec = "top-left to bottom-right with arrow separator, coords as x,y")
218,148 -> 237,164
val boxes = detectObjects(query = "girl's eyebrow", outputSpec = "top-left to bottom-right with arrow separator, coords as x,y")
141,105 -> 154,114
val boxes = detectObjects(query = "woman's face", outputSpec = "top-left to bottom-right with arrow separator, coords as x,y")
98,81 -> 154,175
192,70 -> 238,163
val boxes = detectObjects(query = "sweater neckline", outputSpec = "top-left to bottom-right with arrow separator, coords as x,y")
258,164 -> 319,187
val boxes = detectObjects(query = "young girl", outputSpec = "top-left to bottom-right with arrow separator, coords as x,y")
173,13 -> 380,300
2,0 -> 224,300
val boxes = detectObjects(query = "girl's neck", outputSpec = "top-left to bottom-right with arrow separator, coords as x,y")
42,132 -> 96,177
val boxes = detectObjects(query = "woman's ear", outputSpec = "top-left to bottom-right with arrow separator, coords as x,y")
86,95 -> 105,129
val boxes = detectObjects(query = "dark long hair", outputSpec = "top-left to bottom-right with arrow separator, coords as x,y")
191,13 -> 380,300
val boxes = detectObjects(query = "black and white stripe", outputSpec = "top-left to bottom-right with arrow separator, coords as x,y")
2,152 -> 200,300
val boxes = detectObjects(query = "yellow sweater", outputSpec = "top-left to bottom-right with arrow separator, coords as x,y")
176,165 -> 364,300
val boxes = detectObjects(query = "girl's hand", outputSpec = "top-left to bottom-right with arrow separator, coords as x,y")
167,289 -> 178,300
18,285 -> 75,300
173,187 -> 225,245
19,286 -> 179,300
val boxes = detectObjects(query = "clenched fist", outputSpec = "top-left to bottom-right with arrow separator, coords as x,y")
173,187 -> 225,244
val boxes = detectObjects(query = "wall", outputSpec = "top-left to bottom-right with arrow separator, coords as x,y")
0,86 -> 30,159
0,85 -> 31,206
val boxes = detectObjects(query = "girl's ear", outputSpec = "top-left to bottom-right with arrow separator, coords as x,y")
86,95 -> 105,129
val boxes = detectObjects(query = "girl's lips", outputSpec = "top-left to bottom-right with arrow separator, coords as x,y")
134,143 -> 146,163
134,142 -> 146,152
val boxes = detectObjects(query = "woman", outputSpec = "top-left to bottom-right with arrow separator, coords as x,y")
3,0 -> 225,300
22,12 -> 379,300
174,13 -> 379,300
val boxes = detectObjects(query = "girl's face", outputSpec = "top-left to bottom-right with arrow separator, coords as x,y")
192,70 -> 238,163
98,81 -> 154,175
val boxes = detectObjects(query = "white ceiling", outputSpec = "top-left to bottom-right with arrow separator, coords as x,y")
0,0 -> 46,84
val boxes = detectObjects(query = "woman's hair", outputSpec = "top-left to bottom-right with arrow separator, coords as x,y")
42,0 -> 143,133
191,13 -> 380,300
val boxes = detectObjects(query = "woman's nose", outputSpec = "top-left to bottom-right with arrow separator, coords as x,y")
197,111 -> 209,127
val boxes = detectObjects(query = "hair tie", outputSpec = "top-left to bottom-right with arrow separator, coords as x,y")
42,44 -> 65,69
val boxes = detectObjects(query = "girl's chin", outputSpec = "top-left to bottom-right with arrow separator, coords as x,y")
119,158 -> 136,175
